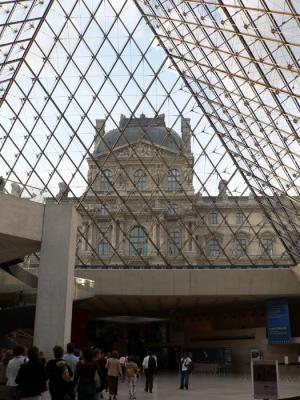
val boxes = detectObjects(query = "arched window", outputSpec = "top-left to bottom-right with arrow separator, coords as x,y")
261,238 -> 273,256
168,231 -> 181,256
129,226 -> 148,256
100,169 -> 112,191
99,237 -> 109,256
134,169 -> 146,191
168,168 -> 180,191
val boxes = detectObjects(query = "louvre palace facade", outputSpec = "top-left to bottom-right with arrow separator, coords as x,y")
76,114 -> 291,268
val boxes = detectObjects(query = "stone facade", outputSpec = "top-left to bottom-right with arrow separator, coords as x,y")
76,114 -> 292,267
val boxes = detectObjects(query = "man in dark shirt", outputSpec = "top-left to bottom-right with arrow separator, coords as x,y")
46,345 -> 72,400
15,346 -> 47,399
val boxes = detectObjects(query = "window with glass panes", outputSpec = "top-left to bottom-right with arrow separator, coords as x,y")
236,211 -> 245,225
261,238 -> 273,255
134,169 -> 146,191
129,226 -> 148,256
208,239 -> 220,257
99,237 -> 109,256
209,211 -> 218,225
167,203 -> 177,215
168,231 -> 181,255
100,169 -> 112,191
100,204 -> 109,216
168,168 -> 180,191
233,238 -> 248,257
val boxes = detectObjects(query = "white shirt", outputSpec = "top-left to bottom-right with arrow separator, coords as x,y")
142,355 -> 157,369
6,356 -> 27,387
119,356 -> 126,365
181,357 -> 192,372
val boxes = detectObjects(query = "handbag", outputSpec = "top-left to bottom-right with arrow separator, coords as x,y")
94,369 -> 101,390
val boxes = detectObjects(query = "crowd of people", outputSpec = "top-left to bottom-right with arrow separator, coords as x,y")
0,344 -> 193,400
0,344 -> 172,400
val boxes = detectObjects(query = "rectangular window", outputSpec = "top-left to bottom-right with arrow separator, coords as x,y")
233,238 -> 247,257
100,204 -> 109,216
168,231 -> 181,255
236,211 -> 245,225
208,239 -> 220,257
99,238 -> 109,256
167,204 -> 177,215
209,212 -> 218,225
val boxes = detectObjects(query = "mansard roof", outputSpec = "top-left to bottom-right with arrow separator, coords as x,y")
94,114 -> 183,155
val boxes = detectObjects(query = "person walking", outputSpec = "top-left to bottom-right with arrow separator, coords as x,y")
142,351 -> 157,393
15,346 -> 47,400
126,357 -> 139,400
0,349 -> 12,384
74,347 -> 100,400
105,351 -> 122,400
95,351 -> 108,399
119,355 -> 127,383
63,343 -> 79,400
6,345 -> 27,400
47,345 -> 72,400
179,352 -> 192,390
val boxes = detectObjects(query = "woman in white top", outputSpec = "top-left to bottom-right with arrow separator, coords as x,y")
179,352 -> 192,390
6,345 -> 27,400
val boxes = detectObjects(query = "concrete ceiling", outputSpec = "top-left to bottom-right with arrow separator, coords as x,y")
0,194 -> 43,264
0,233 -> 40,264
76,294 -> 300,317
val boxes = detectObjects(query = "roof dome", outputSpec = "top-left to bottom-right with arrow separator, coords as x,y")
94,114 -> 183,155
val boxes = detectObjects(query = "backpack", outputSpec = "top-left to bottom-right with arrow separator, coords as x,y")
94,369 -> 101,390
62,364 -> 71,382
148,356 -> 156,372
187,361 -> 193,373
127,366 -> 136,378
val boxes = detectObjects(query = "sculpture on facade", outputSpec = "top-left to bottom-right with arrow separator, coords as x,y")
56,182 -> 69,200
0,176 -> 5,192
218,179 -> 228,198
11,182 -> 22,197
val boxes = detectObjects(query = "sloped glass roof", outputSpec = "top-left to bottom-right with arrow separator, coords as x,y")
0,0 -> 299,268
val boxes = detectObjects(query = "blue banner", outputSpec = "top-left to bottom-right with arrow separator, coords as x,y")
266,299 -> 291,344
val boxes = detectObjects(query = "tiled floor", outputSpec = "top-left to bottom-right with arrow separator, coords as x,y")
36,373 -> 300,400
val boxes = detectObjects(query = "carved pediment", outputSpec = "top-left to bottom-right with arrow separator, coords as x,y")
95,139 -> 180,160
117,140 -> 179,158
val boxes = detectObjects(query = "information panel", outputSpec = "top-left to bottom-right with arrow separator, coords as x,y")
266,298 -> 291,344
252,360 -> 279,399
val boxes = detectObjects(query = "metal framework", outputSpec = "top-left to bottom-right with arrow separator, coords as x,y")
0,0 -> 299,268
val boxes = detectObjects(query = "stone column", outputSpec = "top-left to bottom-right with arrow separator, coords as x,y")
159,221 -> 165,254
151,222 -> 157,255
34,204 -> 79,358
189,222 -> 193,252
111,220 -> 116,248
88,222 -> 93,251
119,221 -> 125,255
181,221 -> 188,253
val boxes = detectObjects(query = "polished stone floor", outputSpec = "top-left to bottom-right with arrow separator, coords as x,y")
36,373 -> 300,400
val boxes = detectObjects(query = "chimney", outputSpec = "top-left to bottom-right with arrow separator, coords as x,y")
94,119 -> 106,152
181,117 -> 191,153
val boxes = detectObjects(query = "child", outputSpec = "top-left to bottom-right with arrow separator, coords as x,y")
126,357 -> 139,400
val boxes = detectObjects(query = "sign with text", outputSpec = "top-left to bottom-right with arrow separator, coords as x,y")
266,298 -> 291,344
252,360 -> 279,399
